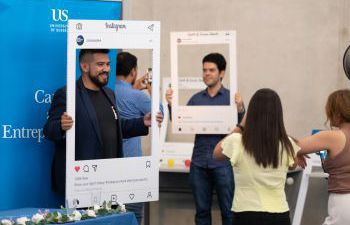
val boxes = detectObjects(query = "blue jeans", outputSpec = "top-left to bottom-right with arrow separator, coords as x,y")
125,203 -> 143,225
189,164 -> 234,225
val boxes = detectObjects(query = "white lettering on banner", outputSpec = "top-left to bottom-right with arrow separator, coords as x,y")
49,9 -> 68,33
2,125 -> 44,143
34,90 -> 53,104
51,9 -> 69,22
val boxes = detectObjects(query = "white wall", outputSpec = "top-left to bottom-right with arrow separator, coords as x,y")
124,1 -> 350,224
126,0 -> 350,139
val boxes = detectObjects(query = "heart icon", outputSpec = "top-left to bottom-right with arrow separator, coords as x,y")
74,166 -> 80,172
185,159 -> 191,168
129,194 -> 135,200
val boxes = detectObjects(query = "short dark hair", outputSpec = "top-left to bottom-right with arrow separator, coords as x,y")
202,53 -> 226,72
79,49 -> 110,62
242,88 -> 294,168
116,52 -> 137,76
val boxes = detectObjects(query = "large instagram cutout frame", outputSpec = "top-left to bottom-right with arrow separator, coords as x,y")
66,20 -> 160,208
170,31 -> 237,134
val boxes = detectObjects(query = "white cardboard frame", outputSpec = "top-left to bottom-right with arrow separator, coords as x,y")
66,20 -> 160,208
159,78 -> 193,173
170,31 -> 238,134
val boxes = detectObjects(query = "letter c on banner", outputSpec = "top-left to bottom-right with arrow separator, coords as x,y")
34,90 -> 53,104
34,90 -> 44,103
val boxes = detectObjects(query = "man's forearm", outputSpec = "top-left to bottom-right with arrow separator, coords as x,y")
237,108 -> 245,123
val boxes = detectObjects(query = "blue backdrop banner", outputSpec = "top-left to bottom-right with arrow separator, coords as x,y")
0,0 -> 122,210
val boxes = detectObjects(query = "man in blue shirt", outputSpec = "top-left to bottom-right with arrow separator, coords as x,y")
115,52 -> 152,225
166,53 -> 245,225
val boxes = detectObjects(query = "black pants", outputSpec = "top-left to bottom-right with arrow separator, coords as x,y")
233,211 -> 290,225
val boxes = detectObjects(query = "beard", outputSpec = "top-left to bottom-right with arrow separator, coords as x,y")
89,71 -> 109,88
204,77 -> 221,88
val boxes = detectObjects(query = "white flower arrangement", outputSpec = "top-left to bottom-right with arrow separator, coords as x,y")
92,205 -> 100,212
69,210 -> 82,221
15,217 -> 29,225
85,210 -> 96,218
1,219 -> 13,225
116,202 -> 126,213
31,214 -> 44,224
53,212 -> 62,221
0,201 -> 126,225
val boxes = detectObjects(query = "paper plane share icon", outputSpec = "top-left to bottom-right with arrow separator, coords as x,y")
148,24 -> 154,31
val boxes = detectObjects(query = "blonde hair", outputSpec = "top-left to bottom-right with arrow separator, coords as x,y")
326,89 -> 350,127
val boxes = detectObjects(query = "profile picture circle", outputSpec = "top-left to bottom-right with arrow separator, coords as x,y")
76,35 -> 84,46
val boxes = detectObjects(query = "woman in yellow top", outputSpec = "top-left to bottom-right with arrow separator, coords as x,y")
214,88 -> 300,225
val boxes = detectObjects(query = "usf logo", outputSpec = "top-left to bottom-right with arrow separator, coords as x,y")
51,9 -> 69,22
